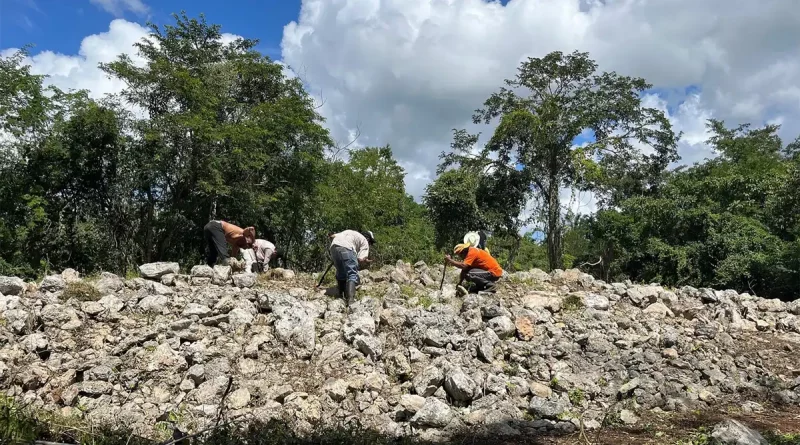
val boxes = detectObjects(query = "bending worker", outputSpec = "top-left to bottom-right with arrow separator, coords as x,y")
203,220 -> 255,267
445,242 -> 503,293
329,230 -> 376,304
242,238 -> 278,273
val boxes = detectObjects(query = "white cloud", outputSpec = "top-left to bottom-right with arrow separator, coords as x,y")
5,0 -> 800,214
90,0 -> 149,17
281,0 -> 800,200
3,19 -> 149,99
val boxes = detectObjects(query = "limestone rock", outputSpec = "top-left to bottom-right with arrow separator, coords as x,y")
232,273 -> 256,288
138,262 -> 180,279
411,398 -> 453,428
0,276 -> 25,296
40,275 -> 66,292
711,420 -> 768,445
443,366 -> 476,402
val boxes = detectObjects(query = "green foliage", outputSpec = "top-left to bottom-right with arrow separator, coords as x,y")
61,281 -> 101,302
0,14 -> 436,277
562,294 -> 584,311
440,50 -> 678,271
417,295 -> 434,309
311,146 -> 438,269
586,120 -> 800,299
423,169 -> 484,249
568,388 -> 585,405
764,431 -> 800,445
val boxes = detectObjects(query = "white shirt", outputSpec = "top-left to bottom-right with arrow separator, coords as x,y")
253,239 -> 275,263
330,230 -> 370,260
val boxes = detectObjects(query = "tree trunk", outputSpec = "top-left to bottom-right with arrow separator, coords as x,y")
505,232 -> 521,273
546,177 -> 563,271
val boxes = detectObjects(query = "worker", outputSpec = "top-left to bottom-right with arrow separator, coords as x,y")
242,238 -> 278,273
329,230 -> 375,304
203,220 -> 255,267
445,243 -> 503,293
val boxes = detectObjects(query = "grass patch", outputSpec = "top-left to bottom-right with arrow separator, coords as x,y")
503,362 -> 521,377
765,431 -> 800,445
418,295 -> 434,308
61,281 -> 101,301
125,269 -> 140,280
562,294 -> 584,311
568,388 -> 585,405
400,284 -> 417,298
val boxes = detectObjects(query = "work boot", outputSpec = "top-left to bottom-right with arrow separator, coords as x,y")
337,280 -> 346,298
345,281 -> 357,307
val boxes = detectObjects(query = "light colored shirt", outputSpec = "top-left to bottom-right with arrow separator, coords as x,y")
253,239 -> 275,263
330,230 -> 370,260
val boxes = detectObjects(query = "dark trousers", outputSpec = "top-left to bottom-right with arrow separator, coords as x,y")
204,221 -> 228,266
330,245 -> 360,284
465,269 -> 499,292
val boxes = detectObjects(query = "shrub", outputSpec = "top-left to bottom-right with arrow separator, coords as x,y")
61,281 -> 101,301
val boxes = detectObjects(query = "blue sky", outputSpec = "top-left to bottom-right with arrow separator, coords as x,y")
1,0 -> 796,207
0,0 -> 302,59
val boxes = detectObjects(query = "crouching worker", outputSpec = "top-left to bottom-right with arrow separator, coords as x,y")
203,220 -> 255,267
242,239 -> 278,273
329,230 -> 375,305
446,243 -> 503,293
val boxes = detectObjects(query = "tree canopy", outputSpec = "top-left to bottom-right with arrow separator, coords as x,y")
0,14 -> 797,300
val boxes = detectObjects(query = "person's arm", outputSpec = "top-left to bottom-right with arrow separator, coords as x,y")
445,255 -> 469,270
231,244 -> 240,258
357,247 -> 372,268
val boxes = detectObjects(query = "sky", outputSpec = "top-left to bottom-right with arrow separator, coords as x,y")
3,0 -> 800,214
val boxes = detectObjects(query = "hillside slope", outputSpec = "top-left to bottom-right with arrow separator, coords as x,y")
0,262 -> 799,442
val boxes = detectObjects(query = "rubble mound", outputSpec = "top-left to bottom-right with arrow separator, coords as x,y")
1,261 -> 799,442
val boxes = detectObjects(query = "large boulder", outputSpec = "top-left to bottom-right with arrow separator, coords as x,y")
411,398 -> 454,428
95,272 -> 124,294
444,366 -> 477,402
138,262 -> 180,279
0,276 -> 25,296
39,275 -> 66,292
270,293 -> 316,359
190,265 -> 215,278
711,420 -> 767,445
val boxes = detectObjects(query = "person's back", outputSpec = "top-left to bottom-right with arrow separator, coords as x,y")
329,230 -> 375,305
222,222 -> 255,250
330,230 -> 369,260
464,247 -> 503,278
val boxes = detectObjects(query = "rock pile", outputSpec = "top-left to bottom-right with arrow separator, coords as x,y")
0,262 -> 798,441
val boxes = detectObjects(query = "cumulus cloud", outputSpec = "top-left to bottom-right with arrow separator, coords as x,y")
2,19 -> 149,99
4,0 -> 800,214
90,0 -> 149,17
281,0 -> 800,201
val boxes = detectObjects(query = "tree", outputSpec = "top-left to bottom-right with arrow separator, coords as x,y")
443,51 -> 678,270
313,146 -> 437,268
588,120 -> 798,299
423,168 -> 484,249
100,12 -> 332,264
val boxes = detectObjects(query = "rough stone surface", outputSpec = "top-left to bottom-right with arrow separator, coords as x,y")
138,262 -> 180,279
411,398 -> 453,428
0,265 -> 796,441
711,420 -> 768,445
0,276 -> 25,295
39,275 -> 66,292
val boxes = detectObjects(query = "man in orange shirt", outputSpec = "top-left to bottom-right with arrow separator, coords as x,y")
445,243 -> 504,293
203,220 -> 256,267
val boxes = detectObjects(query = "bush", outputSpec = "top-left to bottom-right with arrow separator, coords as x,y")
61,281 -> 101,301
